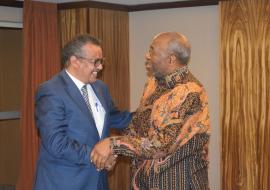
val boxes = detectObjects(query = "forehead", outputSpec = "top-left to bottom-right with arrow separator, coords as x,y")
82,43 -> 102,57
150,36 -> 168,51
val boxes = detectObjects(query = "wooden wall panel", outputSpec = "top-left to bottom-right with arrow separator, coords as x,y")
0,29 -> 22,112
0,29 -> 22,185
220,0 -> 270,189
0,121 -> 20,185
258,12 -> 270,190
59,8 -> 130,190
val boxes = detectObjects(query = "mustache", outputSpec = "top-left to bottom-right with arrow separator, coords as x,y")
93,68 -> 101,72
145,61 -> 151,67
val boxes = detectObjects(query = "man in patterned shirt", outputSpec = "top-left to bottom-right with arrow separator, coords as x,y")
91,32 -> 211,190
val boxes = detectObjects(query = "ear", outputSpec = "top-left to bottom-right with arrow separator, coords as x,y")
169,54 -> 177,64
69,55 -> 80,68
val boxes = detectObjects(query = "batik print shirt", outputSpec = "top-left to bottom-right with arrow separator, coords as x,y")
111,66 -> 210,188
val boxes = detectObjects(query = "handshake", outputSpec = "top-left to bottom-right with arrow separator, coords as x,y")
90,138 -> 117,171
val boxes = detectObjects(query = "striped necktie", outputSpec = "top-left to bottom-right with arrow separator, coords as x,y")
81,84 -> 93,114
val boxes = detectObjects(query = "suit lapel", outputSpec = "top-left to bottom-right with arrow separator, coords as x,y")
59,70 -> 99,137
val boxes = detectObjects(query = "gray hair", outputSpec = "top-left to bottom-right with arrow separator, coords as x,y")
61,34 -> 101,66
167,33 -> 191,65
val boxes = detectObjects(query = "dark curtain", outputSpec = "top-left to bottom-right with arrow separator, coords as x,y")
16,1 -> 61,190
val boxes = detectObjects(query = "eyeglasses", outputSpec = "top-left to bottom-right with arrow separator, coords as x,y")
76,56 -> 105,67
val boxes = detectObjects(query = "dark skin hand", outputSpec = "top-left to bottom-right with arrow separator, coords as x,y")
90,138 -> 117,171
104,154 -> 117,171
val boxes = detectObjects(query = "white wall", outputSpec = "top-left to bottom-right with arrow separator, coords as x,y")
0,6 -> 22,28
129,6 -> 220,190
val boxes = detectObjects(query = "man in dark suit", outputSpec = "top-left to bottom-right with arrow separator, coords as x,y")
33,34 -> 131,190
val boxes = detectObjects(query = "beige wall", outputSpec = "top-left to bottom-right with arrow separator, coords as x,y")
129,6 -> 220,190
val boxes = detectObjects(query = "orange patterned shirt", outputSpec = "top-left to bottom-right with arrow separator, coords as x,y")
112,66 -> 210,189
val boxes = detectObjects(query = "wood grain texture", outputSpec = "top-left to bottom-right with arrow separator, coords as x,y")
59,8 -> 130,190
220,0 -> 270,189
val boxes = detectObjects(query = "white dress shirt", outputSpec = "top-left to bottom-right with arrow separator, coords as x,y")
66,70 -> 105,137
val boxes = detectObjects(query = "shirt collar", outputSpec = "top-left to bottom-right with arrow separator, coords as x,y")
65,69 -> 85,90
156,66 -> 189,89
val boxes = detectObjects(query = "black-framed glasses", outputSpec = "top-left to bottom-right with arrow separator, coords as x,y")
76,56 -> 105,67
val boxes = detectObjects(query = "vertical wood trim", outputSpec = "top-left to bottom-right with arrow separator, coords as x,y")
220,0 -> 270,189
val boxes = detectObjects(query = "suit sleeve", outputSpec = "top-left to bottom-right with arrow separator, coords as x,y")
35,85 -> 92,165
104,85 -> 132,129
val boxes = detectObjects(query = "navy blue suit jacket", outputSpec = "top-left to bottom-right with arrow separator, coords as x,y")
33,70 -> 131,190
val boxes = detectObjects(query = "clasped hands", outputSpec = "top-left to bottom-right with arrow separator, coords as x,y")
90,138 -> 117,171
